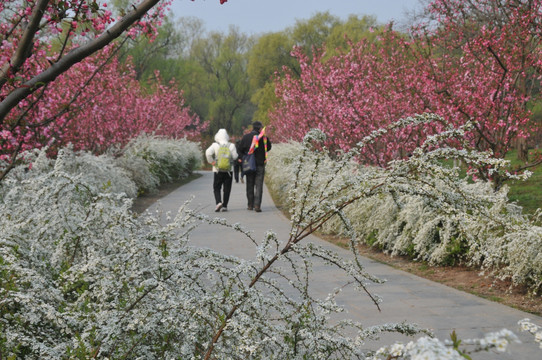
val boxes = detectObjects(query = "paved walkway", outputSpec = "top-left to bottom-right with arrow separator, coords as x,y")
145,171 -> 542,359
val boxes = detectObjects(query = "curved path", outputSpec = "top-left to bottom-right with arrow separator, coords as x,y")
145,171 -> 541,359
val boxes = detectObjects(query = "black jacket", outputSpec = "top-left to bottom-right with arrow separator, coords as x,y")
239,130 -> 272,166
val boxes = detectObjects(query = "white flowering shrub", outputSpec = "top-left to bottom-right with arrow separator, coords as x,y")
0,144 -> 424,358
0,116 -> 537,359
119,134 -> 202,193
114,152 -> 160,194
1,133 -> 203,201
267,113 -> 542,294
2,145 -> 138,198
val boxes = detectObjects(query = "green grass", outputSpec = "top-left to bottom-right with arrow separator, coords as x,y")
441,149 -> 542,215
504,150 -> 542,215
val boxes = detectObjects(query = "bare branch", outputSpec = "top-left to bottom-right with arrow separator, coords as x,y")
0,0 -> 50,89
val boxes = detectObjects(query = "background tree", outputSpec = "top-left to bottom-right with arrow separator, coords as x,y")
190,27 -> 253,135
120,16 -> 207,85
247,12 -> 386,126
290,11 -> 341,59
324,14 -> 380,58
161,17 -> 213,122
247,32 -> 297,125
121,16 -> 183,82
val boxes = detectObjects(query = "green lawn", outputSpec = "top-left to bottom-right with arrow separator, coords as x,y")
440,149 -> 541,214
505,150 -> 542,215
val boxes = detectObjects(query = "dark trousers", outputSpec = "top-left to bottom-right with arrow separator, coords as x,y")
213,172 -> 233,207
233,161 -> 241,182
245,165 -> 265,209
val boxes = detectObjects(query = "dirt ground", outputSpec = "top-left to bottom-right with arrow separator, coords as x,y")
132,177 -> 542,316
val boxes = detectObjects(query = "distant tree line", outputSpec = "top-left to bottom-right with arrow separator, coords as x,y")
121,11 -> 383,138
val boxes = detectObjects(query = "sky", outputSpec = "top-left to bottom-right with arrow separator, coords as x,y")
168,0 -> 424,35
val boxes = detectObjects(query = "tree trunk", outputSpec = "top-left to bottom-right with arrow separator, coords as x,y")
516,137 -> 529,162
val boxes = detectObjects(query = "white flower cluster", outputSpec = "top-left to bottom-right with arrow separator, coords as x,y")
370,337 -> 465,360
370,329 -> 519,360
266,113 -> 542,294
519,318 -> 542,349
118,133 -> 203,193
473,329 -> 520,352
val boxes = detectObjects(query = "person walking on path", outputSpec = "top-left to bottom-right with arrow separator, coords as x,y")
239,121 -> 272,212
205,129 -> 238,212
233,138 -> 243,184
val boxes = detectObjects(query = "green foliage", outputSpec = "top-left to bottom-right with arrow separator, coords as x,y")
365,230 -> 379,246
291,11 -> 341,59
324,14 -> 381,58
442,235 -> 468,266
190,28 -> 253,135
174,58 -> 213,120
121,17 -> 183,83
505,149 -> 542,214
450,330 -> 473,360
250,82 -> 277,126
247,32 -> 297,90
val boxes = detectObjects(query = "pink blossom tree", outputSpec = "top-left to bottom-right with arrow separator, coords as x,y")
0,0 -> 226,180
414,0 -> 542,184
270,0 -> 542,187
270,32 -> 438,167
47,48 -> 205,154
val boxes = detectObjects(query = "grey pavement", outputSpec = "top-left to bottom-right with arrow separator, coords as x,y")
144,171 -> 542,359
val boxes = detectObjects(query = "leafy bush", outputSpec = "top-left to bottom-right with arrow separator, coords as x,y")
2,146 -> 138,198
120,134 -> 202,191
266,114 -> 542,294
